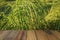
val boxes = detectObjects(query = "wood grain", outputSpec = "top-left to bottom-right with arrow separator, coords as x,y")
0,30 -> 60,40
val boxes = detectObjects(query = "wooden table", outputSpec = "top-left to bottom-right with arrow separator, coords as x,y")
0,30 -> 60,40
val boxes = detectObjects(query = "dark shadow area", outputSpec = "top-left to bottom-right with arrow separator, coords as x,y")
0,4 -> 12,16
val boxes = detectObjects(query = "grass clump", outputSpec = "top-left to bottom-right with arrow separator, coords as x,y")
0,0 -> 60,30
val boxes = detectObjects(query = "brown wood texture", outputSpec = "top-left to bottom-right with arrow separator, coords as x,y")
0,30 -> 60,40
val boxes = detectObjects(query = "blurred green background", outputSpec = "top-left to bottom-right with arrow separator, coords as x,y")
0,0 -> 60,30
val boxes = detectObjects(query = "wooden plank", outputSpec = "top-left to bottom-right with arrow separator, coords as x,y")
0,30 -> 59,40
0,30 -> 4,34
3,30 -> 19,40
14,31 -> 23,40
15,30 -> 27,40
44,30 -> 60,40
51,31 -> 60,40
22,30 -> 27,40
0,30 -> 12,40
35,30 -> 48,40
27,30 -> 37,40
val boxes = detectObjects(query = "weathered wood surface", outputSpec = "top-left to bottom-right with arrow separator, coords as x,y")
0,30 -> 60,40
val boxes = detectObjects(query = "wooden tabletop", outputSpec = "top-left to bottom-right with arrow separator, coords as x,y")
0,30 -> 60,40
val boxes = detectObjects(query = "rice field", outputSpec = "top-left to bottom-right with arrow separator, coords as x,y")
0,0 -> 60,30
